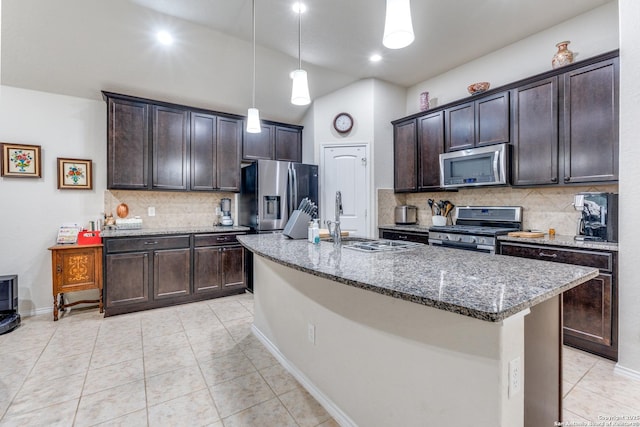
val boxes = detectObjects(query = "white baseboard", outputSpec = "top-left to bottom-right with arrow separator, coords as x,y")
19,306 -> 53,317
251,325 -> 357,427
614,363 -> 640,381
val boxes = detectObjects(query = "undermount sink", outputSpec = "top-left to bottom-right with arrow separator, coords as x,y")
342,239 -> 424,253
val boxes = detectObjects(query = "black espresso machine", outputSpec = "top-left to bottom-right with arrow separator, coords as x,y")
574,192 -> 618,242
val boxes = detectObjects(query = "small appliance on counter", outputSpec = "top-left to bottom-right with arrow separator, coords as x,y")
573,192 -> 618,242
395,205 -> 418,225
220,198 -> 234,226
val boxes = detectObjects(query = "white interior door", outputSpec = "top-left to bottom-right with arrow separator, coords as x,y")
321,144 -> 370,237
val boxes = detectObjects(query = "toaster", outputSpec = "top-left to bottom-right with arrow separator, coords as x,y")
394,205 -> 418,225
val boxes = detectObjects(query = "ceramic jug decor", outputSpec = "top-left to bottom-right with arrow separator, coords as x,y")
552,41 -> 574,69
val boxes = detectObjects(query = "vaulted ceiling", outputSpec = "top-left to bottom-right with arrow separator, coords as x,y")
1,0 -> 613,123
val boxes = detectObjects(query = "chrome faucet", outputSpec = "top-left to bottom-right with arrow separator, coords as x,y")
326,191 -> 343,246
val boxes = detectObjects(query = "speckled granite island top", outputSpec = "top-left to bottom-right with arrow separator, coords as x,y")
101,225 -> 250,238
238,233 -> 599,322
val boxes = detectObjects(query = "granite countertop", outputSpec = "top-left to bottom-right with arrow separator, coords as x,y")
498,234 -> 618,251
237,234 -> 598,322
101,225 -> 250,238
378,225 -> 619,252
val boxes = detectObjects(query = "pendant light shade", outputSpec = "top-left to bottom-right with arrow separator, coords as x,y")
291,3 -> 311,106
383,0 -> 415,49
246,108 -> 261,133
291,69 -> 310,106
247,0 -> 262,133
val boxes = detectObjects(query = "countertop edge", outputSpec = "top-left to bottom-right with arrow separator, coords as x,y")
238,236 -> 599,323
101,226 -> 251,238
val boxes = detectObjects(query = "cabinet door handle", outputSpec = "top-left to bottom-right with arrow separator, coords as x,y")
551,177 -> 558,183
539,252 -> 557,258
144,241 -> 159,245
56,265 -> 62,273
564,176 -> 570,183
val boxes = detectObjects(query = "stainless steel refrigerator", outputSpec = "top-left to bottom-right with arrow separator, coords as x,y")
240,160 -> 319,232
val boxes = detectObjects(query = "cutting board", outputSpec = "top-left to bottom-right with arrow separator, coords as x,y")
507,231 -> 545,238
319,229 -> 349,238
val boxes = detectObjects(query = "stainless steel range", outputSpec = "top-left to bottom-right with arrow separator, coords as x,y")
428,206 -> 522,254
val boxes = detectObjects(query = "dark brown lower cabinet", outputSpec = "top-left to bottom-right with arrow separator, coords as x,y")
154,248 -> 191,299
193,234 -> 245,295
104,232 -> 245,316
499,241 -> 617,360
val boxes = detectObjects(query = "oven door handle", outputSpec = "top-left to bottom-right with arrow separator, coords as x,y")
429,239 -> 495,254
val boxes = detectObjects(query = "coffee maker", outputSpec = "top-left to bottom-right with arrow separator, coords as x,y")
219,198 -> 233,226
573,192 -> 618,242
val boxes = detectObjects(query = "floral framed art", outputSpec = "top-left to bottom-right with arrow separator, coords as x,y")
1,143 -> 42,177
57,158 -> 93,190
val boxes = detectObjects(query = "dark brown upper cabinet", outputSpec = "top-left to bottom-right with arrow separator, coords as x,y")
393,119 -> 418,192
511,77 -> 559,186
216,117 -> 242,191
242,123 -> 303,163
511,56 -> 619,186
445,91 -> 510,151
418,112 -> 445,190
393,112 -> 446,193
562,58 -> 619,184
104,92 -> 246,192
274,126 -> 302,162
106,97 -> 150,189
152,105 -> 190,190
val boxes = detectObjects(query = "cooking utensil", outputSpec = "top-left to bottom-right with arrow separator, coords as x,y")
427,199 -> 434,215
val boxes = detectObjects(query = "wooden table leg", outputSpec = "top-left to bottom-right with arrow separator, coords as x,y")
53,294 -> 59,321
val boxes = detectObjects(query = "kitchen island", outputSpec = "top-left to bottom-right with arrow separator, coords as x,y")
238,234 -> 599,427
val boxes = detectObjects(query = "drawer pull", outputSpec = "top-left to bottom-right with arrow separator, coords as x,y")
216,237 -> 227,241
144,241 -> 159,245
539,252 -> 557,258
398,235 -> 408,240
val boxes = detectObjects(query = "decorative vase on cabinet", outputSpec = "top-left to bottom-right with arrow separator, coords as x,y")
552,41 -> 574,69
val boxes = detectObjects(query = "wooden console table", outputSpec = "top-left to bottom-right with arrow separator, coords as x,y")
48,244 -> 103,321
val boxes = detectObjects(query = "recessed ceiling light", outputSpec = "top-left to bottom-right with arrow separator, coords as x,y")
370,54 -> 383,62
156,30 -> 174,46
292,2 -> 307,13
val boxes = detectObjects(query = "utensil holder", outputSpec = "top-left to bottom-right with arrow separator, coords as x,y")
283,210 -> 312,239
432,215 -> 447,226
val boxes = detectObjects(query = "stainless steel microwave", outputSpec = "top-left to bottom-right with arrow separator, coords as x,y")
439,143 -> 508,188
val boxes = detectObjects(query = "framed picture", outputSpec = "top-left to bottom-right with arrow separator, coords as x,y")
1,143 -> 42,177
57,158 -> 93,190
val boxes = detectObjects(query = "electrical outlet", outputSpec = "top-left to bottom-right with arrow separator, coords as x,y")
307,323 -> 316,344
148,207 -> 156,217
509,357 -> 521,398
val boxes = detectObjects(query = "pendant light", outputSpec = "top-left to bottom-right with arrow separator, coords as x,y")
291,3 -> 310,106
246,0 -> 261,133
383,0 -> 415,49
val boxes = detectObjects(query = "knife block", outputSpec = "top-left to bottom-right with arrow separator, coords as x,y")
283,210 -> 312,239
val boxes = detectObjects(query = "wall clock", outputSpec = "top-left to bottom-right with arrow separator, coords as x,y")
333,112 -> 354,134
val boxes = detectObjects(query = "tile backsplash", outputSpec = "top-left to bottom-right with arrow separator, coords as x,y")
378,184 -> 618,236
105,190 -> 237,228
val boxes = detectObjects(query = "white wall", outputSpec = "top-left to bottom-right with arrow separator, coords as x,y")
617,0 -> 640,375
372,79 -> 406,190
0,86 -> 106,315
306,78 -> 405,236
405,2 -> 619,115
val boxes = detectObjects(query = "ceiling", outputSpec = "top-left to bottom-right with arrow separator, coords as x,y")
1,0 -> 614,123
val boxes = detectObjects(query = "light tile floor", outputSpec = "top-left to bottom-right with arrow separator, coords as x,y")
1,292 -> 639,426
0,293 -> 338,427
